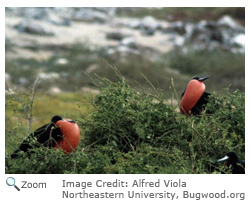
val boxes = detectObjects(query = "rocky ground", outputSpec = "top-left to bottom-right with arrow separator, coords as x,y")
5,8 -> 173,61
5,7 -> 245,95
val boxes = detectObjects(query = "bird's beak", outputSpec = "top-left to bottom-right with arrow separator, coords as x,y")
63,118 -> 76,123
217,155 -> 229,162
198,76 -> 209,82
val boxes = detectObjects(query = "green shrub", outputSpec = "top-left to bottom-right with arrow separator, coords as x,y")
83,76 -> 178,152
5,73 -> 245,174
81,74 -> 244,174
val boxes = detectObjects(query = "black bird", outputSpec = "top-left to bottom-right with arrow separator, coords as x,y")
11,115 -> 64,159
218,152 -> 245,174
180,76 -> 211,115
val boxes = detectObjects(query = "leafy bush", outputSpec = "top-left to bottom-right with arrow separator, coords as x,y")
5,73 -> 244,174
83,76 -> 177,152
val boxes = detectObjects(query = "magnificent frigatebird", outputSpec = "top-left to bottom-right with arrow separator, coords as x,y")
180,76 -> 210,115
218,152 -> 245,174
11,115 -> 80,159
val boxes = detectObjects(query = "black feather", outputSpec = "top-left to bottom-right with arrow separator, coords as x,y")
11,115 -> 63,159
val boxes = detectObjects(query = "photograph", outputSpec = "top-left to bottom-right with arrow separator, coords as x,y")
5,7 -> 245,174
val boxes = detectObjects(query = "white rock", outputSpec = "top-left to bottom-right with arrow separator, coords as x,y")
19,77 -> 28,85
140,16 -> 159,29
5,73 -> 11,82
38,72 -> 60,80
218,15 -> 240,29
86,64 -> 98,73
48,87 -> 62,95
232,34 -> 245,47
15,20 -> 55,36
81,87 -> 100,94
173,35 -> 185,46
120,37 -> 139,49
55,58 -> 69,65
140,16 -> 160,35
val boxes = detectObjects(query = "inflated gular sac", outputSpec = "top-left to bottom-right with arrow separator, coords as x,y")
55,119 -> 80,153
180,76 -> 210,115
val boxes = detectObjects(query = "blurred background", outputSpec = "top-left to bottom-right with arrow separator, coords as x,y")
5,7 -> 245,132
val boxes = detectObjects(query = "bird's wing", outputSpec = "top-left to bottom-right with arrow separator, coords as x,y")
36,123 -> 63,146
190,92 -> 211,115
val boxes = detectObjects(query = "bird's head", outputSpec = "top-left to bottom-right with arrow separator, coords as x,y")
192,76 -> 209,82
180,76 -> 209,115
217,152 -> 239,166
51,115 -> 63,124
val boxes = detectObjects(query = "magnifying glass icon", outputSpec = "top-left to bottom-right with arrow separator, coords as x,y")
6,177 -> 20,191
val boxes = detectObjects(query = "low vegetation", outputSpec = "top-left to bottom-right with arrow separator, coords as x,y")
117,7 -> 245,24
6,43 -> 245,97
166,47 -> 245,92
5,71 -> 244,174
